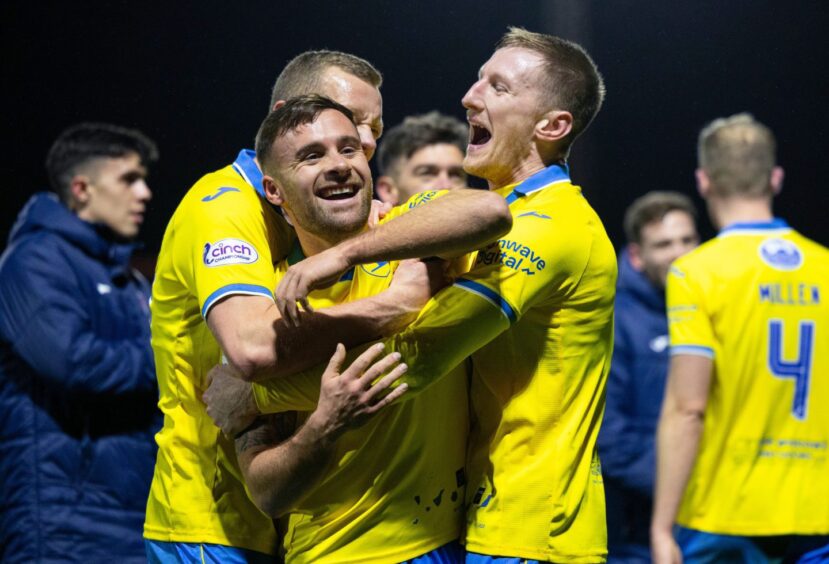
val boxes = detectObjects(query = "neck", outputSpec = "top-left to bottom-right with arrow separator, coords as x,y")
295,229 -> 337,257
487,156 -> 547,190
295,223 -> 368,257
709,196 -> 774,230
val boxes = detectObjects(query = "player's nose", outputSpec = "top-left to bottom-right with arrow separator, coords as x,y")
462,80 -> 485,112
357,125 -> 377,161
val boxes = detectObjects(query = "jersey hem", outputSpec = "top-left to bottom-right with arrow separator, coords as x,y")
677,519 -> 829,537
463,539 -> 607,563
288,532 -> 460,564
143,526 -> 277,556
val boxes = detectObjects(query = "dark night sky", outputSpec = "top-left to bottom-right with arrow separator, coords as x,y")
3,1 -> 828,260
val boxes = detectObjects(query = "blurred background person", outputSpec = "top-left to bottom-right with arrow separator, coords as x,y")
375,111 -> 468,205
0,123 -> 161,563
652,114 -> 829,563
598,191 -> 699,563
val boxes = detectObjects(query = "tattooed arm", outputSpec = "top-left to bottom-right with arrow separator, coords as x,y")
234,343 -> 409,517
235,412 -> 333,518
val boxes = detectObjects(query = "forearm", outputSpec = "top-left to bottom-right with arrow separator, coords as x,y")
257,293 -> 413,381
238,413 -> 337,517
338,189 -> 511,264
212,293 -> 414,382
387,285 -> 508,395
651,404 -> 703,534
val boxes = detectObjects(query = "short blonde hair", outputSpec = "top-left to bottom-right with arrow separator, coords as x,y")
697,113 -> 776,197
270,50 -> 382,110
497,27 -> 605,154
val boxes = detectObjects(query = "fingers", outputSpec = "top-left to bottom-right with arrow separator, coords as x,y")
363,362 -> 408,402
275,270 -> 315,327
356,351 -> 403,389
339,343 -> 387,379
324,343 -> 346,379
365,382 -> 409,415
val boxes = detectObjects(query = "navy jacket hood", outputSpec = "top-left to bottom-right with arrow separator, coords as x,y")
9,192 -> 134,268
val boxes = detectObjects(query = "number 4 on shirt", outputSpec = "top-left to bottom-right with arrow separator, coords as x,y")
768,319 -> 815,420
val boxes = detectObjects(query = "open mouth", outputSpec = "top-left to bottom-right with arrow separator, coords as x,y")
469,124 -> 492,147
316,183 -> 360,201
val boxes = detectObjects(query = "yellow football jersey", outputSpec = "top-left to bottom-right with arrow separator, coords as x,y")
144,150 -> 294,554
667,219 -> 829,535
251,191 -> 469,563
327,164 -> 613,562
253,171 -> 615,562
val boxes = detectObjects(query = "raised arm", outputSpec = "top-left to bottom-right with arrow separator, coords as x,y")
207,258 -> 443,381
252,210 -> 594,414
650,353 -> 711,564
275,188 -> 512,324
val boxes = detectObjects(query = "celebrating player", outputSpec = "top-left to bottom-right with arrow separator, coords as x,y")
243,27 -> 615,563
144,50 -> 511,562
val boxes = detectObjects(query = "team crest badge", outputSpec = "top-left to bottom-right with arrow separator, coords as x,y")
360,261 -> 391,278
758,238 -> 802,271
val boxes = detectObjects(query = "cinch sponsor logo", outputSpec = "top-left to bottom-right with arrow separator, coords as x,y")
476,238 -> 546,275
203,238 -> 259,267
758,238 -> 803,271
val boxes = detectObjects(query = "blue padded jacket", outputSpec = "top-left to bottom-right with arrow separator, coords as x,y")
598,249 -> 670,560
0,193 -> 160,563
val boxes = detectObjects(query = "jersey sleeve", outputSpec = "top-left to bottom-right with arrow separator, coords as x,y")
253,207 -> 596,406
183,186 -> 285,318
458,206 -> 592,319
378,190 -> 448,224
666,262 -> 715,358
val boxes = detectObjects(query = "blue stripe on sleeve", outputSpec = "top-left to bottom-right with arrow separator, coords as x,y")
201,284 -> 273,318
454,279 -> 517,324
670,345 -> 715,358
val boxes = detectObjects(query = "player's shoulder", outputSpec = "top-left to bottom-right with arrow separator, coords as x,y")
672,237 -> 727,275
790,229 -> 829,258
172,163 -> 262,222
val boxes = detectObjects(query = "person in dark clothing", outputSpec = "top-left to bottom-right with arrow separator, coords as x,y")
0,123 -> 161,563
598,191 -> 699,563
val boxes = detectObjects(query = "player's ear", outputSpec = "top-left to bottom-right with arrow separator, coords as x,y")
375,176 -> 399,206
271,99 -> 287,112
534,110 -> 573,144
770,166 -> 784,196
627,243 -> 644,271
262,175 -> 286,207
68,174 -> 92,210
695,168 -> 711,198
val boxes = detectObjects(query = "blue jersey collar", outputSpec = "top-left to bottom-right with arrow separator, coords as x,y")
719,218 -> 789,235
231,149 -> 265,197
505,163 -> 570,205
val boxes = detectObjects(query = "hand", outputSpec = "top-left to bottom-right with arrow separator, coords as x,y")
275,246 -> 351,326
381,258 -> 450,331
368,199 -> 393,228
306,342 -> 409,441
203,365 -> 260,437
651,527 -> 682,564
